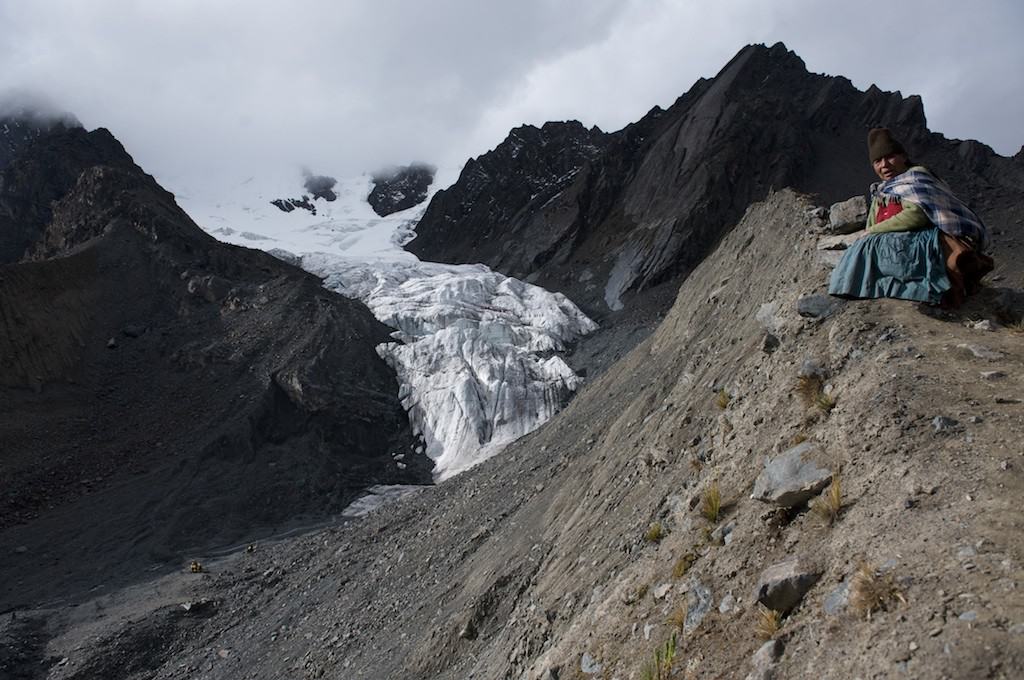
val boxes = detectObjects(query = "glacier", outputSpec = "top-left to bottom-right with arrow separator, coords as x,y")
172,169 -> 596,480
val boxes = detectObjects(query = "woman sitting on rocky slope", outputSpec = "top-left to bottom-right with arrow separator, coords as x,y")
828,128 -> 993,307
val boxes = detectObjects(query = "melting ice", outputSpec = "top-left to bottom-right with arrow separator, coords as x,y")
173,169 -> 596,480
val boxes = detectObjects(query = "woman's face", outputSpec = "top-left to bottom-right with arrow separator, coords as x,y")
873,153 -> 909,181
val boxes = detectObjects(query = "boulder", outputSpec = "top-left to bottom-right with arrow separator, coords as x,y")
828,196 -> 867,234
753,558 -> 821,614
745,639 -> 785,680
751,442 -> 832,508
796,294 -> 841,320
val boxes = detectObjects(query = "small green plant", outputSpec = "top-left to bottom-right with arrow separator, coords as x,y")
849,562 -> 906,620
754,605 -> 782,640
811,475 -> 843,525
672,553 -> 696,579
701,481 -> 722,523
636,583 -> 650,600
715,388 -> 731,410
645,521 -> 666,544
641,632 -> 677,680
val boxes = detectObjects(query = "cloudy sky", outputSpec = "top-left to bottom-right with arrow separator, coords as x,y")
2,0 -> 1022,189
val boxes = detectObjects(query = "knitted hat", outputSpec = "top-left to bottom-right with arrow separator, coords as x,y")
867,128 -> 906,163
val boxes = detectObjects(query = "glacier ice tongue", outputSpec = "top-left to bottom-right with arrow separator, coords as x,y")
306,256 -> 597,480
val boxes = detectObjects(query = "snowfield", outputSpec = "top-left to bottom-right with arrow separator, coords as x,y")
173,169 -> 596,480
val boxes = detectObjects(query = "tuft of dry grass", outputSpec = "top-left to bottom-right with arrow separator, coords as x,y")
811,475 -> 842,525
701,481 -> 722,524
715,388 -> 731,410
790,432 -> 809,446
667,607 -> 687,631
796,375 -> 837,413
672,553 -> 696,579
1008,319 -> 1024,334
849,562 -> 906,619
645,521 -> 666,544
754,605 -> 782,640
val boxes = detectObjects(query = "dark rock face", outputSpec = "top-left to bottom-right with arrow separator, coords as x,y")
0,111 -> 82,173
368,162 -> 436,216
407,42 -> 1024,316
0,124 -> 430,608
271,195 -> 317,214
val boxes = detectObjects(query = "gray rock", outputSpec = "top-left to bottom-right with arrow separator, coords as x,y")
823,579 -> 850,616
745,639 -> 785,680
958,343 -> 1005,361
652,583 -> 672,600
816,250 -> 844,269
932,416 -> 959,433
685,579 -> 713,633
972,319 -> 998,331
458,618 -> 477,640
828,196 -> 867,234
958,610 -> 978,622
817,231 -> 865,250
581,652 -> 602,675
1009,623 -> 1024,635
756,302 -> 779,332
761,333 -> 780,354
797,358 -> 828,380
807,206 -> 828,220
751,442 -> 833,508
981,370 -> 1007,380
753,557 -> 821,614
718,593 -> 737,614
711,521 -> 735,545
796,294 -> 841,320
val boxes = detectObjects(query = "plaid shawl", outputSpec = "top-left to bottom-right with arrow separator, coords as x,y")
871,167 -> 989,251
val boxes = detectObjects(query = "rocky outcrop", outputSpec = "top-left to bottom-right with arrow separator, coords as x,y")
408,42 -> 1024,317
368,162 -> 437,216
0,124 -> 431,608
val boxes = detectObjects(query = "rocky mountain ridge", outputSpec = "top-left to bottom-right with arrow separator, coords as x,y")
0,123 -> 431,611
408,42 -> 1024,322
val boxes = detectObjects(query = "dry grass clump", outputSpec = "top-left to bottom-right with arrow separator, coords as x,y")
640,633 -> 677,680
810,475 -> 843,525
701,481 -> 722,523
790,432 -> 809,446
672,553 -> 696,579
796,375 -> 837,413
667,606 -> 687,631
1008,319 -> 1024,334
645,521 -> 666,544
754,605 -> 782,640
715,388 -> 731,410
849,562 -> 906,619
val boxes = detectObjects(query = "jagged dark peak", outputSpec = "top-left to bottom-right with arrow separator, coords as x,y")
367,161 -> 436,216
0,103 -> 83,172
0,124 -> 151,264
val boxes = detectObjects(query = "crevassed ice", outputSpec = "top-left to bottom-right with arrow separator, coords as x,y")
173,169 -> 597,480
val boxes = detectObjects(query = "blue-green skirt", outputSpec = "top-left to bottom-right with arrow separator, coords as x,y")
828,228 -> 950,304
